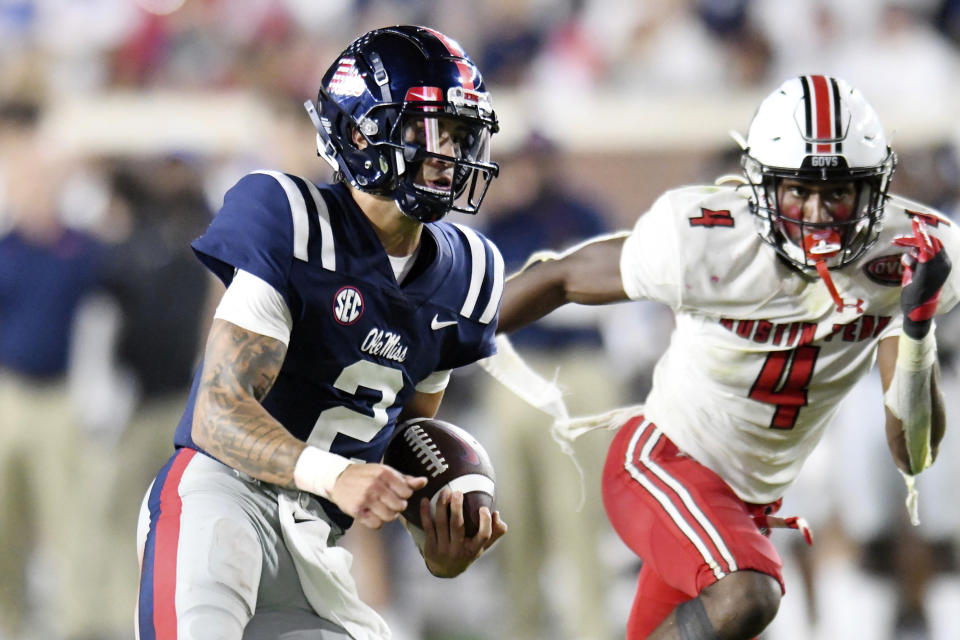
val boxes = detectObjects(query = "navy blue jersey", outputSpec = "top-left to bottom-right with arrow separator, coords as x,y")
175,172 -> 501,512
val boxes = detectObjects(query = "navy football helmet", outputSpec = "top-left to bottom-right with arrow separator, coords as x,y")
306,25 -> 499,223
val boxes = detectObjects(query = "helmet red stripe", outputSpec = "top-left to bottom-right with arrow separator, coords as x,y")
810,75 -> 833,153
454,60 -> 475,90
423,26 -> 466,56
421,27 -> 475,90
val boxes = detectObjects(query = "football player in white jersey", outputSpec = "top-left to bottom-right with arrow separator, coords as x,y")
497,75 -> 958,639
136,27 -> 507,640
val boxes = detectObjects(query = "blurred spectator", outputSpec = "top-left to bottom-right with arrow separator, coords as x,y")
935,0 -> 960,45
0,98 -> 107,640
479,132 -> 625,640
835,2 -> 958,120
473,0 -> 561,88
63,157 -> 214,638
584,0 -> 770,93
696,0 -> 772,88
768,363 -> 960,640
478,22 -> 544,87
755,0 -> 959,122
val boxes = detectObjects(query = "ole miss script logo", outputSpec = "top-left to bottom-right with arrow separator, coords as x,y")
333,286 -> 364,325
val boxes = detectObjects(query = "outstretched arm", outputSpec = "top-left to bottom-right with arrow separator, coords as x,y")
497,234 -> 630,334
881,219 -> 952,474
877,335 -> 946,474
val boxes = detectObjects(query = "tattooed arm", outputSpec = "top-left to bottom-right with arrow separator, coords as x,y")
192,318 -> 426,528
192,318 -> 303,487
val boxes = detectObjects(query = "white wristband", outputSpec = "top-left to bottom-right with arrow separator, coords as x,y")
884,332 -> 938,474
293,446 -> 354,500
896,330 -> 937,372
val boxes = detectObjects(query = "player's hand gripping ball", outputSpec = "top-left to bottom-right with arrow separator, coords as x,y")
383,418 -> 495,538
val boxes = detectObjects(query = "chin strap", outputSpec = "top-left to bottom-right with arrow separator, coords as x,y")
814,259 -> 864,313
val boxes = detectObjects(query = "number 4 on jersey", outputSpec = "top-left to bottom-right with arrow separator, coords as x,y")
689,208 -> 734,227
749,345 -> 820,429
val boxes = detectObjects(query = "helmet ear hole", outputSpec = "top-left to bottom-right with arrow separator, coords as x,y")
741,154 -> 763,184
350,126 -> 368,150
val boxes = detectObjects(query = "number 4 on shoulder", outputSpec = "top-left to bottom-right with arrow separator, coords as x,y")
689,208 -> 735,227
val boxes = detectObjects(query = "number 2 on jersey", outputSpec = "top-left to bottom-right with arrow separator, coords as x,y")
748,345 -> 820,429
308,360 -> 404,449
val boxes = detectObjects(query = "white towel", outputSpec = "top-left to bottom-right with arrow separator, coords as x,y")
478,334 -> 647,510
277,493 -> 391,639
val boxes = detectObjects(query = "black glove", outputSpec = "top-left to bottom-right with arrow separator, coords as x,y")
893,219 -> 951,340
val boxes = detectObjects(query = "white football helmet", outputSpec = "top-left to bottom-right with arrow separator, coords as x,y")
741,75 -> 896,270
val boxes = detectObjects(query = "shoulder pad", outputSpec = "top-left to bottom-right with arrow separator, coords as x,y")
192,171 -> 334,292
444,223 -> 504,325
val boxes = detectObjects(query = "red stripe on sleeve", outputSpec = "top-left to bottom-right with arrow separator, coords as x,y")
153,449 -> 197,639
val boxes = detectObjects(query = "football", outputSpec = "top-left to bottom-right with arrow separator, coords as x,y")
382,417 -> 496,538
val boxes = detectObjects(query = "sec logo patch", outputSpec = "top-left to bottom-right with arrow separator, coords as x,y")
333,286 -> 364,325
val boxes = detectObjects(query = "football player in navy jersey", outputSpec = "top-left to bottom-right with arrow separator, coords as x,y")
136,26 -> 506,640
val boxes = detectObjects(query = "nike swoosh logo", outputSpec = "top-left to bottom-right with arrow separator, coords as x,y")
431,314 -> 458,330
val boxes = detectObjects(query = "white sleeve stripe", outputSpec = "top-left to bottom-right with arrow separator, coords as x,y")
303,179 -> 336,271
214,270 -> 293,345
252,170 -> 309,262
453,223 -> 486,318
478,241 -> 503,324
415,369 -> 451,393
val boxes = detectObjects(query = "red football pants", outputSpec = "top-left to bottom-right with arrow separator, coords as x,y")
601,416 -> 785,638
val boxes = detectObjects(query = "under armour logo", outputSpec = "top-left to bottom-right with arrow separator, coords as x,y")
835,297 -> 864,314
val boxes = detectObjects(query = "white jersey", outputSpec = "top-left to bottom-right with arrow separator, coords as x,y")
620,183 -> 960,503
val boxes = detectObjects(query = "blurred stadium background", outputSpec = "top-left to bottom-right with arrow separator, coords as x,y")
2,1 -> 960,639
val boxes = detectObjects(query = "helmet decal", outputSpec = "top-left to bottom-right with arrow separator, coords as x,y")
328,58 -> 366,97
404,86 -> 443,103
800,75 -> 844,154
